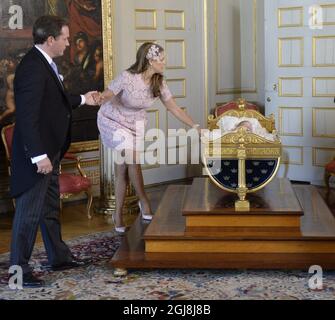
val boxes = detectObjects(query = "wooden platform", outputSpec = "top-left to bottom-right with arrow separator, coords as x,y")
183,178 -> 303,230
111,178 -> 335,270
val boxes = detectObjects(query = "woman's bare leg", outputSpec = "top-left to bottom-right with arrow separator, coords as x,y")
114,162 -> 128,227
128,163 -> 152,215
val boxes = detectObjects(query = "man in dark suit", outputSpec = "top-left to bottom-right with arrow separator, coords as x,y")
9,15 -> 99,288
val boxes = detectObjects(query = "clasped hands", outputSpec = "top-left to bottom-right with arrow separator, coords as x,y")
85,91 -> 108,106
83,91 -> 102,106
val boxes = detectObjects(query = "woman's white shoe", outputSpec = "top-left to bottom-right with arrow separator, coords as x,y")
112,213 -> 127,234
115,226 -> 127,233
138,201 -> 153,221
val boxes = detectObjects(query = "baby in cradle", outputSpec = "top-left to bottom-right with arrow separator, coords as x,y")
206,116 -> 277,141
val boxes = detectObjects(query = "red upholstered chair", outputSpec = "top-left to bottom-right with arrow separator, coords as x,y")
1,123 -> 14,176
1,123 -> 15,209
1,123 -> 93,219
325,159 -> 335,192
215,100 -> 259,117
59,152 -> 93,219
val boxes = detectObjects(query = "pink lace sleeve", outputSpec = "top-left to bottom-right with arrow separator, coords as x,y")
108,71 -> 126,95
160,81 -> 173,102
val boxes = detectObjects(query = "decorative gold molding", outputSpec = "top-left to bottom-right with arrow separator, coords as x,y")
102,0 -> 114,85
312,4 -> 335,26
141,148 -> 160,171
204,0 -> 209,126
135,9 -> 157,30
62,159 -> 100,170
313,36 -> 335,67
166,78 -> 186,98
166,106 -> 188,150
135,39 -> 157,52
278,7 -> 303,28
278,37 -> 304,67
205,139 -> 282,156
278,77 -> 303,97
164,10 -> 185,30
312,107 -> 335,138
312,77 -> 335,97
313,147 -> 335,167
145,109 -> 160,142
68,140 -> 99,153
281,146 -> 304,165
278,107 -> 304,137
166,106 -> 187,131
215,0 -> 257,94
165,39 -> 186,69
142,110 -> 160,171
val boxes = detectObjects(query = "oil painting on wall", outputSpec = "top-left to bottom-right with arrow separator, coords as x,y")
0,0 -> 104,142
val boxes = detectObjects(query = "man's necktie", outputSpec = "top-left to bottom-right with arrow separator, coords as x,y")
50,61 -> 64,88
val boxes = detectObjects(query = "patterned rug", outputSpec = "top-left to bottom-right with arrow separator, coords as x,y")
0,231 -> 334,300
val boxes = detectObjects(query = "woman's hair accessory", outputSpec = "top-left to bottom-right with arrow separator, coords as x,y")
146,44 -> 160,61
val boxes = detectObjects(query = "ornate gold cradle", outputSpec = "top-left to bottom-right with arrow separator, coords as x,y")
203,99 -> 282,211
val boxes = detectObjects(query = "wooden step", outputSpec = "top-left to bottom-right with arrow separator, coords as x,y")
185,227 -> 302,238
145,239 -> 335,253
111,183 -> 335,270
185,215 -> 301,228
143,181 -> 335,252
111,214 -> 335,269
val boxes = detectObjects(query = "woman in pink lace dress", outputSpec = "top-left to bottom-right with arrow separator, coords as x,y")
97,42 -> 200,233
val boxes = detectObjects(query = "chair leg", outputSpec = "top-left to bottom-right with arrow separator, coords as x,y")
86,189 -> 93,219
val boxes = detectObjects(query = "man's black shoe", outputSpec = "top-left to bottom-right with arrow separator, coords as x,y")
51,258 -> 91,271
39,261 -> 53,271
22,272 -> 45,288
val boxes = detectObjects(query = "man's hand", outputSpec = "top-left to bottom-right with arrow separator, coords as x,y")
84,91 -> 100,106
36,157 -> 53,175
92,92 -> 103,105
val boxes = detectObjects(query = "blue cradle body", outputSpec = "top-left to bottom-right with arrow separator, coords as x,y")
207,159 -> 279,191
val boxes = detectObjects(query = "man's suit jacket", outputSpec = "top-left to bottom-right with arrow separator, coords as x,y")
11,47 -> 82,198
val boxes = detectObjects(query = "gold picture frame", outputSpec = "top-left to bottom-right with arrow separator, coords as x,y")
0,0 -> 114,154
69,0 -> 114,153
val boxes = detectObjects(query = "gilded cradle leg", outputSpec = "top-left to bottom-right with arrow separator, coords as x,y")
235,199 -> 250,211
236,154 -> 250,211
